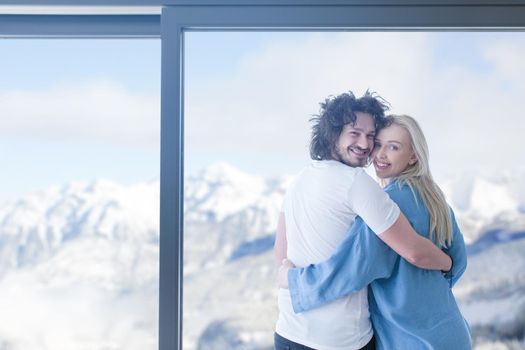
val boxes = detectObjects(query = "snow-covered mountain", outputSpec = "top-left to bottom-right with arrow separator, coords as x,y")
0,163 -> 524,349
183,162 -> 290,275
454,237 -> 525,349
440,172 -> 525,244
0,179 -> 159,278
0,179 -> 161,350
185,161 -> 287,224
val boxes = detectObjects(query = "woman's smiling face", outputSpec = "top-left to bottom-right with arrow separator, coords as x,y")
372,123 -> 417,183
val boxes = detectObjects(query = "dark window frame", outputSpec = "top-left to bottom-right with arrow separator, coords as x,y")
1,2 -> 524,349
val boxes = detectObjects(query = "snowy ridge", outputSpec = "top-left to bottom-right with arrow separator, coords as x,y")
454,238 -> 525,349
439,172 -> 525,243
0,162 -> 291,278
185,161 -> 267,222
185,161 -> 289,228
0,179 -> 160,350
0,164 -> 525,349
183,162 -> 291,274
0,179 -> 159,277
1,164 -> 524,279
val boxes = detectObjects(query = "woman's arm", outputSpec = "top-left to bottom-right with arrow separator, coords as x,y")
274,212 -> 287,268
284,218 -> 397,313
378,213 -> 452,271
349,174 -> 451,271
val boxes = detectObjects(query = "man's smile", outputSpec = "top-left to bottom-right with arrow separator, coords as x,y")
348,146 -> 369,158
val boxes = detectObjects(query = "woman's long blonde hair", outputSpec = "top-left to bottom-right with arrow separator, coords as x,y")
382,114 -> 453,247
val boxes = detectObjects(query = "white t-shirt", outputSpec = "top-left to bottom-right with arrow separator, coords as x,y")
276,160 -> 400,350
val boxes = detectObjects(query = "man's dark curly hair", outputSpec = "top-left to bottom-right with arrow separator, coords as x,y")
309,90 -> 389,160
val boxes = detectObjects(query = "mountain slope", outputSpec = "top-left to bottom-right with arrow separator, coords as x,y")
1,164 -> 525,349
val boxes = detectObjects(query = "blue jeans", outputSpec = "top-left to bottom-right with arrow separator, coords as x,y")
274,332 -> 376,350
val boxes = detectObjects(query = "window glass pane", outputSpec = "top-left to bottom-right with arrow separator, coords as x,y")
184,32 -> 525,350
0,39 -> 160,349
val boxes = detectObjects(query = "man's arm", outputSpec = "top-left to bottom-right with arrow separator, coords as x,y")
379,213 -> 452,271
274,212 -> 287,267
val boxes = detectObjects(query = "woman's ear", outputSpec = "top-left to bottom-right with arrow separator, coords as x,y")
409,153 -> 418,166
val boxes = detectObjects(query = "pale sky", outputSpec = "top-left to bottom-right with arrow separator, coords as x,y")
1,32 -> 525,203
185,32 -> 525,180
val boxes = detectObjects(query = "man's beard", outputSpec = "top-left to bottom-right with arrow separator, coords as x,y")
333,145 -> 369,168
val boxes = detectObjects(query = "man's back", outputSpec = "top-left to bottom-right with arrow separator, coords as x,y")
285,160 -> 360,266
276,160 -> 374,350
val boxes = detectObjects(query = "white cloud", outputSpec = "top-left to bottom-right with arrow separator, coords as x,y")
0,80 -> 159,147
3,33 -> 524,177
185,32 -> 525,177
186,33 -> 432,153
419,38 -> 525,175
482,37 -> 525,85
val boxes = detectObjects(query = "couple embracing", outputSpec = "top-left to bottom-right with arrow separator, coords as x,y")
274,91 -> 471,350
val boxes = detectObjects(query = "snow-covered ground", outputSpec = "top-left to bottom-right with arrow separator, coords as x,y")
0,163 -> 524,349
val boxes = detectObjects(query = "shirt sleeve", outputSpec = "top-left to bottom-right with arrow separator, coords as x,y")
288,216 -> 398,313
442,208 -> 468,288
347,171 -> 400,235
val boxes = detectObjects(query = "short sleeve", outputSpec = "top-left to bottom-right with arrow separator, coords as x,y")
348,171 -> 400,235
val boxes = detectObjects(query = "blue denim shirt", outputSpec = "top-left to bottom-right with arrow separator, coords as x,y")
288,181 -> 471,350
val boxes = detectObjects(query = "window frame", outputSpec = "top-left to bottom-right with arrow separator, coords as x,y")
0,14 -> 160,37
1,2 -> 525,350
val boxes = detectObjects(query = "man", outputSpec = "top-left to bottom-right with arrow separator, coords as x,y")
274,91 -> 451,350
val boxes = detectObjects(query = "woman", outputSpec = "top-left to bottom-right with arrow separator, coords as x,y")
279,115 -> 471,349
